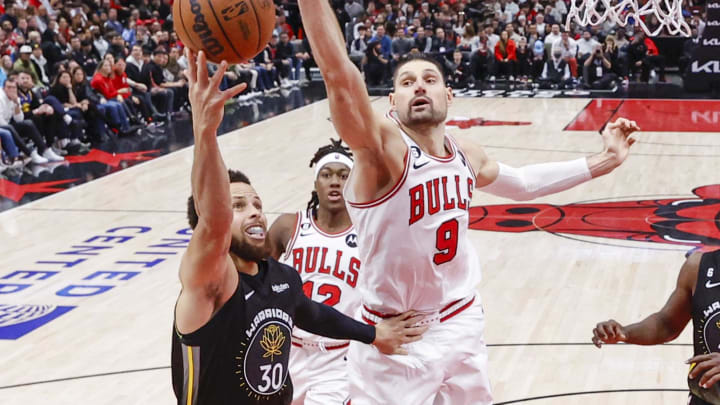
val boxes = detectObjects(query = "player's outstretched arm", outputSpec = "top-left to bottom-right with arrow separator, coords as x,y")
176,50 -> 247,334
457,118 -> 640,201
591,251 -> 699,348
297,0 -> 403,171
294,294 -> 428,355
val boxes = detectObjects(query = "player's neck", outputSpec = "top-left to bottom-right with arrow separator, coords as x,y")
403,123 -> 448,157
314,207 -> 352,233
230,254 -> 259,276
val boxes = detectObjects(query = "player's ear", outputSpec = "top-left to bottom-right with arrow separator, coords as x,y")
389,91 -> 396,110
446,85 -> 453,106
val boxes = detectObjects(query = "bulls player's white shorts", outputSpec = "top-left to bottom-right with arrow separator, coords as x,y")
347,296 -> 492,405
290,343 -> 350,405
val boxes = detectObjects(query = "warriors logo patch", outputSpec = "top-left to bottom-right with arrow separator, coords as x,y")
237,319 -> 292,398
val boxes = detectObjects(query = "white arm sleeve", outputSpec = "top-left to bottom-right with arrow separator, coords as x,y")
479,158 -> 592,201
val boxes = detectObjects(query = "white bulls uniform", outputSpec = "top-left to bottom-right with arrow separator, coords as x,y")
281,210 -> 361,405
344,128 -> 492,405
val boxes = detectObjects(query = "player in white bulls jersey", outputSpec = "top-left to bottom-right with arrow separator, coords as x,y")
269,140 -> 366,404
298,2 -> 641,402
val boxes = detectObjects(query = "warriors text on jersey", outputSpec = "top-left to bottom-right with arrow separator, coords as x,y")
689,250 -> 720,405
280,210 -> 361,345
344,128 -> 482,313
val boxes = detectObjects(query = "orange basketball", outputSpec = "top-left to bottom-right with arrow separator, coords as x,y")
173,0 -> 275,64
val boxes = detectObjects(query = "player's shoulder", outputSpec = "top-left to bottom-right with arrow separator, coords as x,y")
266,257 -> 302,284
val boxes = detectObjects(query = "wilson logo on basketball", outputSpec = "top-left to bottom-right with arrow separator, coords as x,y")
189,0 -> 224,56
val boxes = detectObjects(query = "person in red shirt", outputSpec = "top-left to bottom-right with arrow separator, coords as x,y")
89,59 -> 137,132
494,30 -> 517,80
111,57 -> 156,122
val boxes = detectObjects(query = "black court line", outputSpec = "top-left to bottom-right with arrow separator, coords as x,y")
482,144 -> 720,158
495,388 -> 688,404
0,366 -> 170,390
562,99 -> 592,131
487,342 -> 692,347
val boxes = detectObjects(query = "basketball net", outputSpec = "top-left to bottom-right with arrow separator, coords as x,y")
565,0 -> 692,36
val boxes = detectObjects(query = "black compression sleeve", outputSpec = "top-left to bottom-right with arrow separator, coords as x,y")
294,295 -> 375,344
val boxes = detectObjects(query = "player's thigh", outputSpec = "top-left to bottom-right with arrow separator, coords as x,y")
347,341 -> 442,405
304,379 -> 349,405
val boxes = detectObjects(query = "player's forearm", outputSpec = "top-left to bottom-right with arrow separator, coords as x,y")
190,122 -> 232,227
586,151 -> 621,177
623,313 -> 681,345
295,298 -> 375,344
297,0 -> 353,80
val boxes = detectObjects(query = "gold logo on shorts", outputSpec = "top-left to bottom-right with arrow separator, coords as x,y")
716,319 -> 720,330
260,325 -> 285,361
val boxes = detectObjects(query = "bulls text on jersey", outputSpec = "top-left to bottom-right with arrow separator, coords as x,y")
291,247 -> 359,288
409,174 -> 474,225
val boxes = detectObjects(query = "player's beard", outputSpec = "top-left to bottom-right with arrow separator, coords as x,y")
403,99 -> 447,127
230,234 -> 270,262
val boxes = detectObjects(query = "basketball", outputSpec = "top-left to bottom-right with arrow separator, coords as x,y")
172,0 -> 275,64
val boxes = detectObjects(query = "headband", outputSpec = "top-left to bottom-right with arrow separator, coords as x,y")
314,153 -> 354,179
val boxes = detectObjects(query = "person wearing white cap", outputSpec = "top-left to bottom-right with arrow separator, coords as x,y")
12,45 -> 41,86
269,138 -> 361,405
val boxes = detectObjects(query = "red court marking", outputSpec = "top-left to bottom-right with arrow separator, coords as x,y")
566,99 -> 720,132
565,99 -> 622,131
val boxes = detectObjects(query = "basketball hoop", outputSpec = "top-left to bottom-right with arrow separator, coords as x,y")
565,0 -> 692,37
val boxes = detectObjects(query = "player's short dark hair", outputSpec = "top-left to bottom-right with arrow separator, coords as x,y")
306,139 -> 353,218
186,170 -> 251,230
392,53 -> 446,87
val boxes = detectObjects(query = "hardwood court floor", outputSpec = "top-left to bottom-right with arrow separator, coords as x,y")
2,96 -> 719,404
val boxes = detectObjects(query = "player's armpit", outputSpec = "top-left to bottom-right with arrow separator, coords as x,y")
268,213 -> 298,260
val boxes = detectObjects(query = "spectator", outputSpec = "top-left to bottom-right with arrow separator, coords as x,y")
125,44 -> 144,83
485,25 -> 500,52
627,31 -> 665,82
515,36 -> 534,80
544,23 -> 562,57
371,23 -> 392,59
365,40 -> 389,86
253,46 -> 280,92
51,69 -> 109,143
295,36 -> 316,83
0,55 -> 12,86
446,49 -> 472,88
679,27 -> 700,75
76,64 -> 136,137
140,48 -> 179,114
350,25 -> 369,69
540,48 -> 573,88
583,44 -> 617,89
345,0 -> 365,21
494,30 -> 516,80
391,25 -> 413,61
552,29 -> 578,77
273,31 -> 298,85
431,26 -> 454,62
1,78 -> 61,163
535,13 -> 547,37
105,8 -> 123,35
577,29 -> 599,67
414,25 -> 433,54
30,42 -> 49,86
90,25 -> 109,58
532,38 -> 545,78
603,35 -> 625,79
458,23 -> 480,53
13,45 -> 41,86
506,24 -> 522,44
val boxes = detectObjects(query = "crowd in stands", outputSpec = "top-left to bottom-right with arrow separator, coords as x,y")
0,0 -> 708,175
272,0 -> 708,90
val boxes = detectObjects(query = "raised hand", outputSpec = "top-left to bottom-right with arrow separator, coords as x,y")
601,117 -> 640,166
186,49 -> 246,135
373,310 -> 429,355
592,319 -> 628,348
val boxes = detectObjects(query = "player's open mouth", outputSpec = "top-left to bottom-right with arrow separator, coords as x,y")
328,191 -> 342,202
411,97 -> 431,110
245,225 -> 266,240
